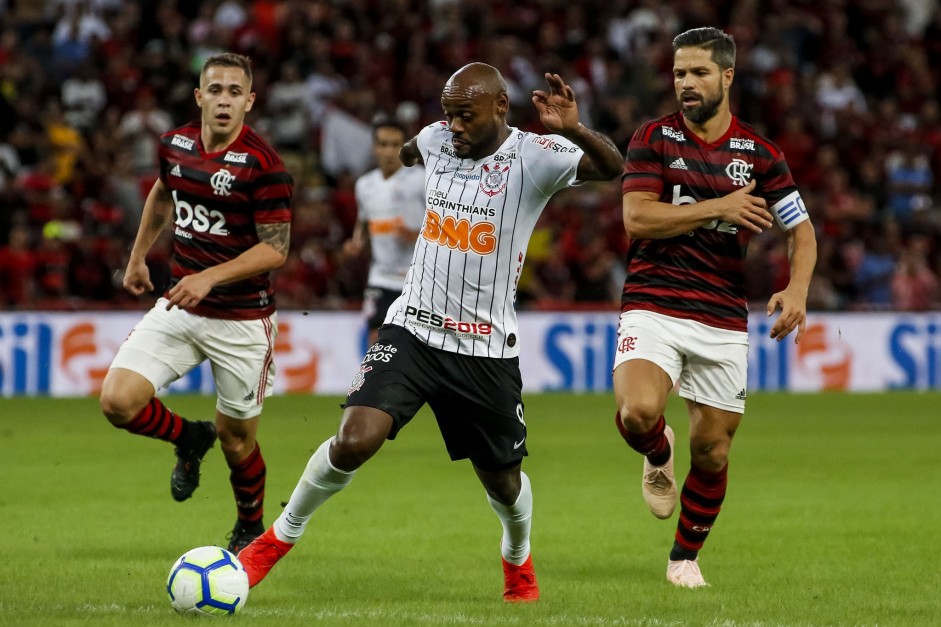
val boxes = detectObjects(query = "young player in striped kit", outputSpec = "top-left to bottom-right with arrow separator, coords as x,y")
239,62 -> 623,602
99,53 -> 293,553
614,27 -> 817,587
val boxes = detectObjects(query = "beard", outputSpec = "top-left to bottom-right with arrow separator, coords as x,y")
680,85 -> 724,124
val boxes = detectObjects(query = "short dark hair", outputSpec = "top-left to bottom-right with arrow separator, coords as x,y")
201,52 -> 253,84
371,115 -> 407,139
672,27 -> 736,70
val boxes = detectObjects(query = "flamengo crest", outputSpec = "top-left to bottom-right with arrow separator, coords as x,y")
210,168 -> 235,196
725,158 -> 753,186
480,162 -> 510,197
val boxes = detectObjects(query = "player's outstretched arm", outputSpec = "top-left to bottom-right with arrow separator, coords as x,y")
532,73 -> 622,181
124,179 -> 174,296
400,136 -> 424,167
767,219 -> 816,343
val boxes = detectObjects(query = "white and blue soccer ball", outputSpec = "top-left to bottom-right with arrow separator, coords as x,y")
167,546 -> 249,616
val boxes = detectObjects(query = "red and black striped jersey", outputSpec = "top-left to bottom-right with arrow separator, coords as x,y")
620,112 -> 806,332
158,122 -> 293,320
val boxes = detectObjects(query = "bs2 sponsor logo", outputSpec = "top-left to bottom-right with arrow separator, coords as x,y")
173,190 -> 229,236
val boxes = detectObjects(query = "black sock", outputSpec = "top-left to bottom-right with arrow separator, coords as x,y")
669,541 -> 698,562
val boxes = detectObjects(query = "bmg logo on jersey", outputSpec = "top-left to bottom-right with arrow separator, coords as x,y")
404,305 -> 493,338
422,211 -> 496,255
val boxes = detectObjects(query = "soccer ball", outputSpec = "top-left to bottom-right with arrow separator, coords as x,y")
166,546 -> 249,615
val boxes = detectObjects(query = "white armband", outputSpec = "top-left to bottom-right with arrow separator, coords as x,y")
770,190 -> 809,230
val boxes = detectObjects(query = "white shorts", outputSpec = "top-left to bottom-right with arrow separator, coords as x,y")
613,310 -> 748,413
109,298 -> 277,419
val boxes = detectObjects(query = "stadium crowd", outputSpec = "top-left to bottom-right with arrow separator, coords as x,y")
0,0 -> 939,312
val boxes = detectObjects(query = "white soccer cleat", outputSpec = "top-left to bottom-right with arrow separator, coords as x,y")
642,425 -> 677,519
666,559 -> 708,588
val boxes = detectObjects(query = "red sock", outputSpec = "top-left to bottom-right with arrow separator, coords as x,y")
229,442 -> 266,524
675,463 -> 728,554
117,398 -> 185,443
615,412 -> 670,463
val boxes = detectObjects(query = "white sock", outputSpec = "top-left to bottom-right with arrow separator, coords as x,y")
273,438 -> 354,543
487,471 -> 533,566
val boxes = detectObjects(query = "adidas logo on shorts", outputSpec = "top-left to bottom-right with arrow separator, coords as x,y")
735,389 -> 747,401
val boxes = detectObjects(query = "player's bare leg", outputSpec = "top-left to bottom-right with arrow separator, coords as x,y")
667,400 -> 741,588
476,463 -> 539,602
217,412 -> 266,552
100,368 -> 216,501
612,359 -> 677,518
238,406 -> 392,587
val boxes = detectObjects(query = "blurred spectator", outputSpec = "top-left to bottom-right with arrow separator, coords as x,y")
0,225 -> 37,307
264,61 -> 310,151
892,234 -> 939,310
61,61 -> 107,131
117,87 -> 173,175
884,140 -> 934,227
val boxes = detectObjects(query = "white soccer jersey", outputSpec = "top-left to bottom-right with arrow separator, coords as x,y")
385,122 -> 583,358
354,166 -> 427,291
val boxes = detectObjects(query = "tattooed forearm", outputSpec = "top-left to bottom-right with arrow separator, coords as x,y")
257,222 -> 291,256
150,212 -> 168,230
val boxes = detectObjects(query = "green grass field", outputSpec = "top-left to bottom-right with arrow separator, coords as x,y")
1,392 -> 939,626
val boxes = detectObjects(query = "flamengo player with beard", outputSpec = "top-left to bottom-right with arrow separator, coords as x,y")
238,62 -> 623,602
613,28 -> 817,587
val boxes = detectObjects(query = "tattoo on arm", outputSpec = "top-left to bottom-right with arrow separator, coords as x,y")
257,222 -> 291,256
150,213 -> 168,230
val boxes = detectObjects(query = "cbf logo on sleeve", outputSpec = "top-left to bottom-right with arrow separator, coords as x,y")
210,168 -> 235,196
725,158 -> 753,186
480,162 -> 510,197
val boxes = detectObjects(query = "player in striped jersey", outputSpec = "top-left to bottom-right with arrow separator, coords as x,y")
238,63 -> 623,602
344,118 -> 426,346
99,53 -> 293,553
613,28 -> 817,588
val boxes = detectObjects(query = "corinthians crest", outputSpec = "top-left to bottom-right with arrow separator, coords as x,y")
480,162 -> 510,197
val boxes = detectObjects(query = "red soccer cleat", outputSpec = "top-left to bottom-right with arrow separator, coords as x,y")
237,527 -> 294,588
502,554 -> 540,603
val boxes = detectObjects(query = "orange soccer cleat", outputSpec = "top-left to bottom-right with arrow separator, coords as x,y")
502,554 -> 540,603
237,527 -> 294,588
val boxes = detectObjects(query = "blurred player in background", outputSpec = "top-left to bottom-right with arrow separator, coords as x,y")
99,53 -> 294,553
238,62 -> 623,602
343,118 -> 426,346
614,27 -> 817,587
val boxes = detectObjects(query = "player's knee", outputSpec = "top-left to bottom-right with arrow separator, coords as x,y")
618,398 -> 662,432
217,430 -> 253,463
99,391 -> 142,426
690,439 -> 730,472
332,428 -> 383,470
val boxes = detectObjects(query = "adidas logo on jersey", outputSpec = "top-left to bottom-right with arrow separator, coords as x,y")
670,158 -> 689,170
169,164 -> 182,177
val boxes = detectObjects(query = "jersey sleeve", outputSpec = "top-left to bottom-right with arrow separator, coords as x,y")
621,121 -> 664,196
521,133 -> 581,197
416,122 -> 445,162
760,151 -> 809,231
157,135 -> 171,186
252,158 -> 294,224
402,167 -> 427,230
